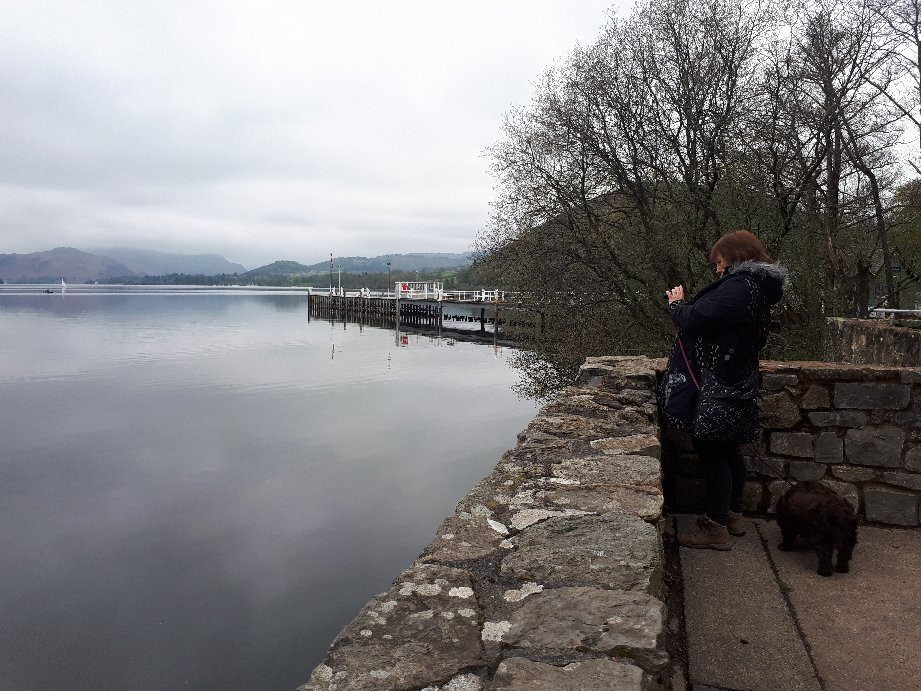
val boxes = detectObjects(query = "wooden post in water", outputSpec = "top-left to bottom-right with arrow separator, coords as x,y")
494,298 -> 499,340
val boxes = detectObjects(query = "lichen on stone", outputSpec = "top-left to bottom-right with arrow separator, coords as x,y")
503,582 -> 543,602
482,620 -> 512,642
487,519 -> 509,535
510,508 -> 592,530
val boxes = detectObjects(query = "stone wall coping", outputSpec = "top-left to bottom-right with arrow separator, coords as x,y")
823,318 -> 921,367
652,358 -> 921,377
760,360 -> 921,378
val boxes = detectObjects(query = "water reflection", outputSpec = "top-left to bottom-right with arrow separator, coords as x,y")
0,291 -> 537,690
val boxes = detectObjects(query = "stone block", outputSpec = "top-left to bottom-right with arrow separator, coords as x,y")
834,382 -> 911,410
845,427 -> 905,467
900,369 -> 921,383
807,411 -> 868,427
814,431 -> 843,464
501,514 -> 662,595
496,586 -> 667,673
508,508 -> 592,531
789,461 -> 827,481
820,480 -> 860,511
769,432 -> 814,458
577,356 -> 659,390
831,466 -> 876,482
455,471 -> 532,517
746,455 -> 785,478
864,487 -> 919,526
551,454 -> 661,490
868,410 -> 891,425
542,389 -> 656,423
420,515 -> 508,564
743,481 -> 764,512
800,384 -> 831,409
537,485 -> 663,523
525,412 -> 651,442
906,446 -> 921,473
302,564 -> 483,691
759,391 -> 801,429
894,399 -> 921,428
491,657 -> 651,691
880,471 -> 921,491
761,372 -> 799,390
800,364 -> 900,381
590,434 -> 661,458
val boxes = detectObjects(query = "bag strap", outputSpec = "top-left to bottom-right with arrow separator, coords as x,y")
675,328 -> 700,391
740,442 -> 795,487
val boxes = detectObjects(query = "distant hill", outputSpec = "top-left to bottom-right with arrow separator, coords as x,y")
92,248 -> 246,276
248,253 -> 473,276
245,260 -> 313,276
0,247 -> 135,283
0,248 -> 472,283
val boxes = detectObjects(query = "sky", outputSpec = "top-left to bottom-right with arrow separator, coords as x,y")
0,1 -> 631,269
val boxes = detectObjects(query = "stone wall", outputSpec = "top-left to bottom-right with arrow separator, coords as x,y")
300,356 -> 668,691
824,317 -> 921,366
662,361 -> 921,527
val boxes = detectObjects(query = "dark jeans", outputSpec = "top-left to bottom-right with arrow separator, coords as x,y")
693,438 -> 747,526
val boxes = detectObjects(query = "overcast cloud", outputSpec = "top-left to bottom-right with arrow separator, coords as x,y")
0,1 -> 630,269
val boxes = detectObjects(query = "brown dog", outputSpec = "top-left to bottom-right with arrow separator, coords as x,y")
776,481 -> 858,577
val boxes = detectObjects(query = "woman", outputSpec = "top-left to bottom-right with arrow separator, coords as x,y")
664,230 -> 787,550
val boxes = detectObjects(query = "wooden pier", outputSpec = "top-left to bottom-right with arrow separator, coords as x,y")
307,282 -> 536,336
308,293 -> 399,324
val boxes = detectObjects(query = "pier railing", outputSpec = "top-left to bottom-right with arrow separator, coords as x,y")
308,284 -> 524,304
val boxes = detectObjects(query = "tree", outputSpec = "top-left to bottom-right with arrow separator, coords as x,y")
480,0 -> 918,397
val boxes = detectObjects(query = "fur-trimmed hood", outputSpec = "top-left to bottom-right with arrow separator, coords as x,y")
726,260 -> 789,305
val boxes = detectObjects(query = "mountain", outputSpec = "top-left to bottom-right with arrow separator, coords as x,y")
92,248 -> 246,276
0,247 -> 135,283
244,260 -> 313,276
248,253 -> 473,276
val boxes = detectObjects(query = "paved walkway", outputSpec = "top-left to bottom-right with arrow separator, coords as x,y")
675,515 -> 921,691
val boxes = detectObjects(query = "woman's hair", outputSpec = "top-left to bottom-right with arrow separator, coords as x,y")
708,230 -> 771,265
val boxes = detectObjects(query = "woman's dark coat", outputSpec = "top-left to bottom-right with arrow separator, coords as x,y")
663,260 -> 787,442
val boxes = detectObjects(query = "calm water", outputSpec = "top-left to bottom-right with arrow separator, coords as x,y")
0,286 -> 538,690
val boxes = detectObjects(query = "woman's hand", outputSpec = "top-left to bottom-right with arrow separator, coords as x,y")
666,286 -> 685,304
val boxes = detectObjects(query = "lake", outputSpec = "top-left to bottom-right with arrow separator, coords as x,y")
0,286 -> 539,690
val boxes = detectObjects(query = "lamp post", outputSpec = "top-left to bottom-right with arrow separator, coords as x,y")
337,264 -> 341,295
387,261 -> 391,295
329,253 -> 333,294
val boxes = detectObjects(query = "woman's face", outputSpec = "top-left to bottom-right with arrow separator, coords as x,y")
714,255 -> 729,275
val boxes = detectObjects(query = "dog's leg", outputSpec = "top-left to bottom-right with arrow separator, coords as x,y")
778,518 -> 798,551
835,520 -> 857,573
816,542 -> 834,577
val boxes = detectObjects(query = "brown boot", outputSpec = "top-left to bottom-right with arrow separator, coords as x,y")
727,511 -> 747,537
679,516 -> 733,550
